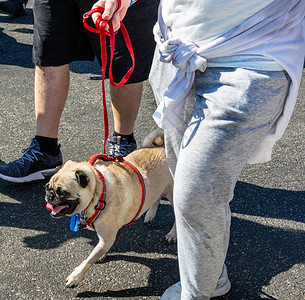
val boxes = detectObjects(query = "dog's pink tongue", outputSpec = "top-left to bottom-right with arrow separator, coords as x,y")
46,203 -> 53,211
46,203 -> 68,213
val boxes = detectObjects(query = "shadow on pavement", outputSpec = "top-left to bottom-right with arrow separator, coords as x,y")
0,8 -> 33,25
0,7 -> 103,76
0,26 -> 33,68
0,179 -> 303,299
0,6 -> 34,67
77,254 -> 179,298
224,181 -> 305,299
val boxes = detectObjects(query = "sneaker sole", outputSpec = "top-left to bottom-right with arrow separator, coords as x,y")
0,168 -> 56,183
212,279 -> 231,298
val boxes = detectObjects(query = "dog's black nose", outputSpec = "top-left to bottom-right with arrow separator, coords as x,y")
46,190 -> 55,201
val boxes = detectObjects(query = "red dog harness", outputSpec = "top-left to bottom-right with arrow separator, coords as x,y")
83,154 -> 146,230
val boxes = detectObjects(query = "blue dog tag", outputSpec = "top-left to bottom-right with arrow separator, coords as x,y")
70,214 -> 81,232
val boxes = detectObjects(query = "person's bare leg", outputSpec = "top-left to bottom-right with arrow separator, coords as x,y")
110,82 -> 143,135
35,65 -> 70,138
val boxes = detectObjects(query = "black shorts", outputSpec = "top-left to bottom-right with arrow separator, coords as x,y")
33,0 -> 159,84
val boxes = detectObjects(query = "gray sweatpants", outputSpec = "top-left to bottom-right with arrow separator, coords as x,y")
163,67 -> 290,299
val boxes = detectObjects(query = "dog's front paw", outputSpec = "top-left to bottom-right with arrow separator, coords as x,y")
65,267 -> 85,288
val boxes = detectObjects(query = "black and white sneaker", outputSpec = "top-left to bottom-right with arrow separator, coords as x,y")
108,135 -> 137,157
0,138 -> 62,183
0,0 -> 28,17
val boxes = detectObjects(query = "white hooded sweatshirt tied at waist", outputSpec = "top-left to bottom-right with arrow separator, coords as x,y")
150,0 -> 305,163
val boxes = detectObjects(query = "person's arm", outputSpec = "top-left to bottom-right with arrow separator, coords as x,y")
91,0 -> 136,32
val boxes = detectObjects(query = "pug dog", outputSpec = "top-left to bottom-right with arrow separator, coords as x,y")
45,129 -> 176,288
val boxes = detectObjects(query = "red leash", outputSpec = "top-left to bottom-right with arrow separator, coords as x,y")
83,3 -> 135,154
81,6 -> 143,231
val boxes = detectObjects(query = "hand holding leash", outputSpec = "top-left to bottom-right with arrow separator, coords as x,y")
90,0 -> 132,33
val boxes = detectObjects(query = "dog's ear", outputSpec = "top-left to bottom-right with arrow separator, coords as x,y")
75,170 -> 90,188
55,165 -> 62,173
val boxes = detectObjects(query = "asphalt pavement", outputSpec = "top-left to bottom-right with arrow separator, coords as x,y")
0,2 -> 304,300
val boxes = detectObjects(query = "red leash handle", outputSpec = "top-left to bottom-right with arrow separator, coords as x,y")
83,5 -> 135,154
83,7 -> 135,86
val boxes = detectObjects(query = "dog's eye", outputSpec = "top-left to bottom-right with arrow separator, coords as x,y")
56,187 -> 67,199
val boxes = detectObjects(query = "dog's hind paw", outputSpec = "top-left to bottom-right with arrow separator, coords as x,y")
164,232 -> 177,244
164,225 -> 177,244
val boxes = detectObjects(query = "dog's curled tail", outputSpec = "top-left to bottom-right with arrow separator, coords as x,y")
143,129 -> 164,148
